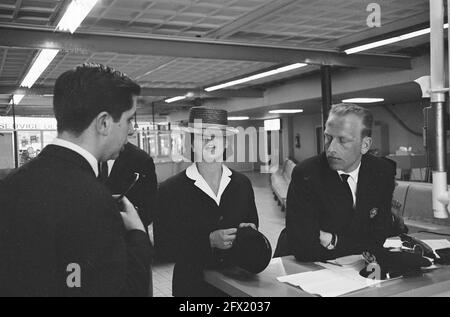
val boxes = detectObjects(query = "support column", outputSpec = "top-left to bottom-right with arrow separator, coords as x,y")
321,65 -> 332,150
11,99 -> 18,169
430,0 -> 448,219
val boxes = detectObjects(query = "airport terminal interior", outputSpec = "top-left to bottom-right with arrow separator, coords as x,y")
1,0 -> 450,297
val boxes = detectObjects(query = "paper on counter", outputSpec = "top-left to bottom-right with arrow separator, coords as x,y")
325,255 -> 365,266
277,267 -> 381,297
422,239 -> 450,251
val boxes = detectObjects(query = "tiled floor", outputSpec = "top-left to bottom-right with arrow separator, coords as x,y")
152,171 -> 285,297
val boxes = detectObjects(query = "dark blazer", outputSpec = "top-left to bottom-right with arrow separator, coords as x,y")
106,142 -> 157,228
154,168 -> 258,297
278,153 -> 395,262
0,145 -> 151,296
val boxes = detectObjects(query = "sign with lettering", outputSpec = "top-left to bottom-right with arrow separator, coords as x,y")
0,116 -> 57,130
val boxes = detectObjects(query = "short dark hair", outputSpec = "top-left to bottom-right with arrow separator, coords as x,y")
53,63 -> 141,135
328,103 -> 373,137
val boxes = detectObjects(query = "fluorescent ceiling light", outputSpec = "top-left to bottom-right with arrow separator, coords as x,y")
205,63 -> 307,92
342,98 -> 384,103
269,109 -> 303,114
165,96 -> 186,103
20,49 -> 59,88
345,23 -> 449,54
57,0 -> 98,33
9,94 -> 25,105
228,116 -> 249,121
264,118 -> 280,131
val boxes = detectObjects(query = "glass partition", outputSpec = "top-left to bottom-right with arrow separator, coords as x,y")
136,127 -> 185,162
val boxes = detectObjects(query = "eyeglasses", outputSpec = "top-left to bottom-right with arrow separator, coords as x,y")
115,172 -> 140,202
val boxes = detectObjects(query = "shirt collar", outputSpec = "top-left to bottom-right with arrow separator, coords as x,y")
186,163 -> 232,206
337,161 -> 361,183
52,138 -> 99,177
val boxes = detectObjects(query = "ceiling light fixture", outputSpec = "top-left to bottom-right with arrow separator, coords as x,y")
57,0 -> 99,33
342,98 -> 384,103
20,49 -> 59,88
10,0 -> 98,106
228,116 -> 249,121
345,23 -> 449,54
205,63 -> 307,92
269,109 -> 304,114
165,96 -> 186,103
9,94 -> 25,105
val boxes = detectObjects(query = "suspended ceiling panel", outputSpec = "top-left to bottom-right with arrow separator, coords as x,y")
226,0 -> 428,49
0,48 -> 36,86
81,0 -> 273,37
0,0 -> 65,25
35,50 -> 276,89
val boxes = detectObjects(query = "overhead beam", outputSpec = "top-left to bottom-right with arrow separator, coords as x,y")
0,86 -> 264,98
141,88 -> 263,98
0,24 -> 411,69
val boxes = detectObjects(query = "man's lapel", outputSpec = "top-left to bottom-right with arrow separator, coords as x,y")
355,155 -> 377,215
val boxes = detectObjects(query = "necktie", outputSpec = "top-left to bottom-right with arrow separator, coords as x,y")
340,174 -> 354,205
98,161 -> 109,183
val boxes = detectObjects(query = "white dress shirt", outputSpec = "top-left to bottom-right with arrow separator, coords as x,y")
52,138 -> 99,177
337,161 -> 361,207
186,163 -> 232,206
106,160 -> 116,176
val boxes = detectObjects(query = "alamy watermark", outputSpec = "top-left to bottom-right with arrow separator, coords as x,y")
148,119 -> 281,171
367,3 -> 381,28
66,263 -> 81,288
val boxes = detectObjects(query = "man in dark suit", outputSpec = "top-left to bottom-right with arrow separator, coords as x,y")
0,64 -> 151,296
278,103 -> 395,262
103,141 -> 157,296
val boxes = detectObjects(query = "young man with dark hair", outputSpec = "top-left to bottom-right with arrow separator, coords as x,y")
0,64 -> 151,296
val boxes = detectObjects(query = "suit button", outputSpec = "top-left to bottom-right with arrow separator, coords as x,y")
219,216 -> 224,221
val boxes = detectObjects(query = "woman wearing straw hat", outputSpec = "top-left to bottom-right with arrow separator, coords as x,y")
154,107 -> 259,297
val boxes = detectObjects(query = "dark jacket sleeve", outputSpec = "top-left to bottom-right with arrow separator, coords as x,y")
120,230 -> 152,297
286,166 -> 337,262
368,163 -> 396,251
59,190 -> 151,297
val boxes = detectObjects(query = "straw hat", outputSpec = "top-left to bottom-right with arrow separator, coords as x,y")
180,107 -> 239,135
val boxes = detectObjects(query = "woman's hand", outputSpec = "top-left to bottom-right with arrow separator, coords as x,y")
209,228 -> 237,249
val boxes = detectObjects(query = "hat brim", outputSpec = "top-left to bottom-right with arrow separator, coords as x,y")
179,125 -> 238,136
